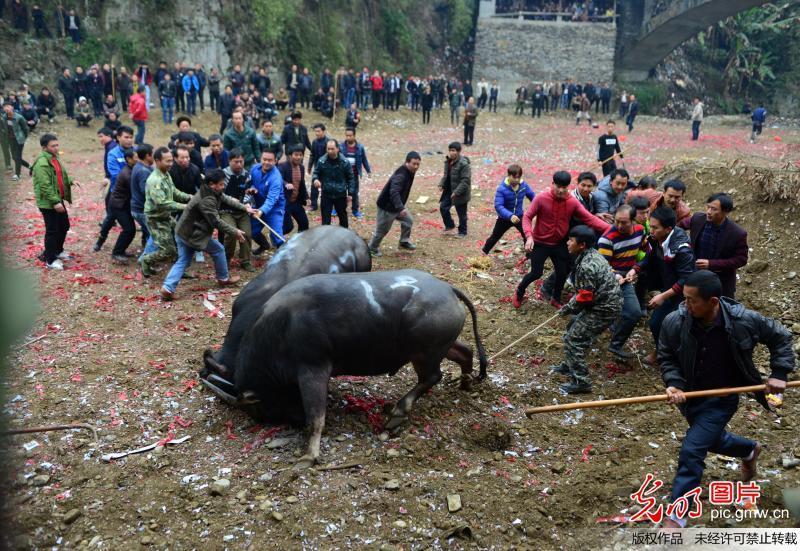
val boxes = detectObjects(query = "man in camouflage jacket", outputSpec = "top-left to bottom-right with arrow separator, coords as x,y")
551,225 -> 622,394
139,147 -> 192,277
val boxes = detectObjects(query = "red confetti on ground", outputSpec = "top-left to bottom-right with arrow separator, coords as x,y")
421,219 -> 444,230
148,360 -> 167,370
528,356 -> 546,368
343,394 -> 387,433
94,296 -> 114,312
498,296 -> 513,304
596,361 -> 634,379
581,444 -> 593,462
73,275 -> 105,286
181,379 -> 199,392
225,420 -> 238,440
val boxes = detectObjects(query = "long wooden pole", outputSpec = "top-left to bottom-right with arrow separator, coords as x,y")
489,312 -> 560,362
525,381 -> 800,416
252,213 -> 285,242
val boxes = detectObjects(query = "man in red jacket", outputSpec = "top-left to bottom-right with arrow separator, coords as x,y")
514,170 -> 610,308
129,89 -> 148,145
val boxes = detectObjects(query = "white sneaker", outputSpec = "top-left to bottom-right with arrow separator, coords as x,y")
57,251 -> 73,260
194,252 -> 205,263
46,259 -> 64,270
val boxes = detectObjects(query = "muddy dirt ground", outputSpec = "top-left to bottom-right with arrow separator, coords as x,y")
1,107 -> 799,550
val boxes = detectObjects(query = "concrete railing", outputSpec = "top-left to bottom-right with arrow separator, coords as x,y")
490,11 -> 617,22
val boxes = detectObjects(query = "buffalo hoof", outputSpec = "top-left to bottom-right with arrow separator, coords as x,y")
202,349 -> 231,379
293,455 -> 317,470
384,414 -> 408,433
459,376 -> 473,391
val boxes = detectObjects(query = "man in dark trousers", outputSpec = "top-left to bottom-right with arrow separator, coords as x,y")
659,270 -> 794,528
368,151 -> 421,257
278,145 -> 309,236
169,145 -> 202,195
281,111 -> 312,157
107,149 -> 138,263
634,206 -> 696,365
306,122 -> 328,211
597,120 -> 623,177
439,142 -> 471,238
680,192 -> 748,299
57,68 -> 76,119
312,139 -> 354,228
32,133 -> 76,270
626,94 -> 638,132
515,171 -> 610,309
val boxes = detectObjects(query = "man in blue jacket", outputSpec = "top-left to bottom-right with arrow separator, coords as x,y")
130,143 -> 154,254
249,149 -> 286,251
481,164 -> 534,255
339,127 -> 371,219
96,125 -> 134,252
182,70 -> 200,116
750,104 -> 766,143
593,168 -> 629,223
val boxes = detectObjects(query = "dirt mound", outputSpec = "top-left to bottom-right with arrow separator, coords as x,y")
463,416 -> 513,451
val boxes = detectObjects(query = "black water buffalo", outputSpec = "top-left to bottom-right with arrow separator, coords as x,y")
233,269 -> 488,467
202,226 -> 371,379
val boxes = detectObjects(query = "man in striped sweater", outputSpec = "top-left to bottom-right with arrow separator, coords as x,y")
597,205 -> 650,359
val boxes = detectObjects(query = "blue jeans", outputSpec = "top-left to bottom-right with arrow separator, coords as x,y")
132,211 -> 150,243
162,235 -> 229,293
692,120 -> 701,140
345,88 -> 356,109
186,93 -> 197,115
161,97 -> 174,123
361,91 -> 371,110
288,89 -> 297,109
672,396 -> 755,501
610,282 -> 644,348
134,120 -> 146,145
650,294 -> 682,345
141,85 -> 150,112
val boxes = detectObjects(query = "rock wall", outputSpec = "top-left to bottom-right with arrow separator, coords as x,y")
101,0 -> 231,72
472,18 -> 616,103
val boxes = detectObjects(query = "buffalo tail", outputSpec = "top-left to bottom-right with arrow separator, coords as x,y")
452,286 -> 488,379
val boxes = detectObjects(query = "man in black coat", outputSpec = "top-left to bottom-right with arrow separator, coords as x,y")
278,145 -> 309,235
659,270 -> 794,528
680,192 -> 748,299
57,68 -> 76,119
367,151 -> 421,256
169,145 -> 202,195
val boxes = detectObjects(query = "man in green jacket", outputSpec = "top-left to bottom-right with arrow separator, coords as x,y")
32,133 -> 75,270
160,168 -> 259,300
312,139 -> 354,228
438,141 -> 471,237
3,103 -> 30,181
138,147 -> 192,277
223,111 -> 260,169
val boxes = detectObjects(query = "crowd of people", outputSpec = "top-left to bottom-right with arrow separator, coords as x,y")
1,1 -> 83,42
494,0 -> 616,20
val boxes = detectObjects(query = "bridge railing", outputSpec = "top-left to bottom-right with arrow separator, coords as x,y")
489,11 -> 617,22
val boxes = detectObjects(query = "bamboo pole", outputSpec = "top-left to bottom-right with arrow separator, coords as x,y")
525,381 -> 800,416
489,312 -> 560,362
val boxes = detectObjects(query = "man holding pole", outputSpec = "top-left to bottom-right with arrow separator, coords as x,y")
549,225 -> 622,394
659,270 -> 795,528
